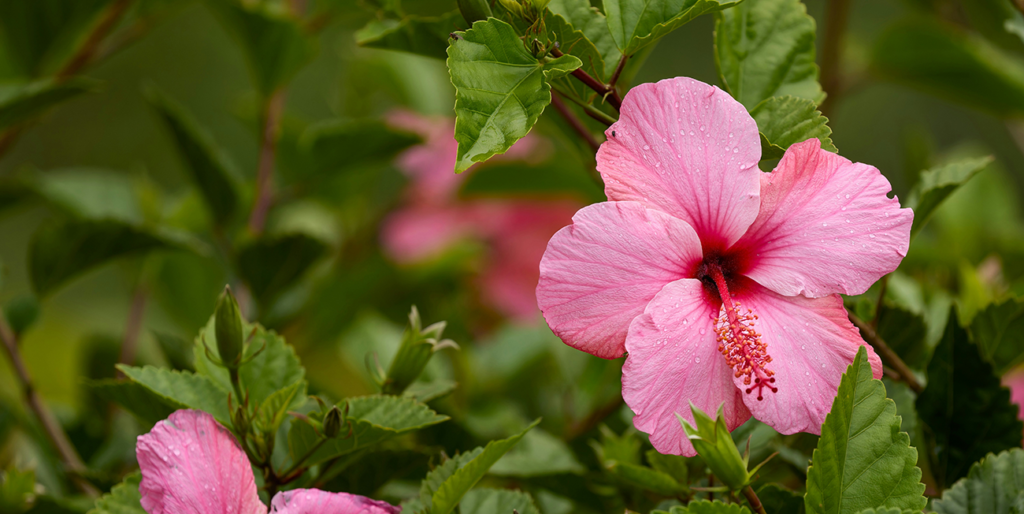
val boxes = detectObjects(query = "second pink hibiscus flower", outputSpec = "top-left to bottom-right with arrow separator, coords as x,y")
536,77 -> 913,456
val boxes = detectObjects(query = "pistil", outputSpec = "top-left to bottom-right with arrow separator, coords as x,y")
705,265 -> 777,401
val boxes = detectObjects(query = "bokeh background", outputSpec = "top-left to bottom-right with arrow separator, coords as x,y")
1,0 -> 1022,509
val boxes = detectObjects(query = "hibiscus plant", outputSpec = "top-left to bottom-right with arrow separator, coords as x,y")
1,0 -> 1024,514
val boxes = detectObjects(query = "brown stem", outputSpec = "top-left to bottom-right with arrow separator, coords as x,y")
708,474 -> 714,502
609,55 -> 629,88
116,288 -> 147,378
551,48 -> 622,111
818,0 -> 851,118
848,311 -> 923,393
742,485 -> 768,514
247,90 -> 287,235
0,0 -> 134,161
0,314 -> 98,496
58,0 -> 134,79
551,91 -> 600,153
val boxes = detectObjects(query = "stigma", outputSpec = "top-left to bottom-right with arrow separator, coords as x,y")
703,264 -> 777,401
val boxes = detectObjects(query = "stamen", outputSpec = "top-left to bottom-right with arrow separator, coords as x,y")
706,265 -> 777,401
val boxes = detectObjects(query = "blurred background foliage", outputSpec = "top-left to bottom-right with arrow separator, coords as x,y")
0,0 -> 1023,511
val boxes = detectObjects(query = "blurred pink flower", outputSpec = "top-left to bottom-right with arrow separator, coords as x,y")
136,409 -> 399,514
382,110 -> 579,322
536,77 -> 912,455
1003,368 -> 1024,425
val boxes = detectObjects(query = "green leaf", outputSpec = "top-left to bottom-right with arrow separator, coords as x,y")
877,305 -> 930,371
29,168 -> 142,223
447,18 -> 581,172
237,233 -> 328,307
545,10 -> 608,100
88,378 -> 179,426
430,419 -> 540,514
915,308 -> 1023,488
547,0 -> 621,77
872,19 -> 1024,117
605,0 -> 740,56
144,87 -> 239,226
0,466 -> 35,513
973,297 -> 1024,375
905,157 -> 992,237
750,95 -> 835,160
932,448 -> 1024,514
29,219 -> 198,296
0,0 -> 112,76
804,346 -> 927,514
300,119 -> 420,176
117,365 -> 232,426
253,380 -> 303,436
715,0 -> 823,110
646,449 -> 689,485
203,0 -> 317,96
491,429 -> 585,477
87,472 -> 144,514
591,425 -> 642,465
193,317 -> 306,408
459,489 -> 541,514
356,11 -> 464,60
286,395 -> 448,468
756,484 -> 804,514
403,379 -> 458,403
607,460 -> 687,495
851,509 -> 915,514
655,500 -> 752,514
0,79 -> 96,130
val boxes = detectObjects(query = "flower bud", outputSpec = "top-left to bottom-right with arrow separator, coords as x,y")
380,306 -> 458,395
323,406 -> 343,438
457,0 -> 492,24
678,403 -> 750,491
215,286 -> 244,369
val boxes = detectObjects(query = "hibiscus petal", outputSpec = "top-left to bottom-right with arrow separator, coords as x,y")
597,77 -> 761,250
622,279 -> 751,456
136,410 -> 266,514
730,283 -> 882,435
270,489 -> 400,514
537,201 -> 703,359
737,139 -> 913,297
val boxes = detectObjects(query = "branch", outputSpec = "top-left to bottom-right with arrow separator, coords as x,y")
550,48 -> 622,111
57,0 -> 134,79
848,310 -> 923,393
818,0 -> 850,118
742,485 -> 768,514
0,314 -> 98,496
551,91 -> 600,153
247,90 -> 287,235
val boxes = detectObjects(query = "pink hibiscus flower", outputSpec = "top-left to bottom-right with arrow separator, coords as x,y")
135,409 -> 399,514
382,111 -> 579,322
536,77 -> 913,455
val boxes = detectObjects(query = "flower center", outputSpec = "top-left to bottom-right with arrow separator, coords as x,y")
700,262 -> 777,401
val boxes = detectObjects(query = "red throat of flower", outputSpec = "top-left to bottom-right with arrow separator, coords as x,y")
705,265 -> 777,401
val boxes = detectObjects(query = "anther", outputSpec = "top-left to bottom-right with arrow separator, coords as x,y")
705,264 -> 778,401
